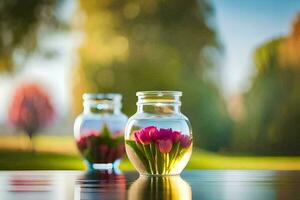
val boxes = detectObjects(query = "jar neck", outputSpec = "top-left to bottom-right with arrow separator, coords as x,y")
136,91 -> 182,114
137,103 -> 181,114
84,100 -> 121,114
82,93 -> 122,114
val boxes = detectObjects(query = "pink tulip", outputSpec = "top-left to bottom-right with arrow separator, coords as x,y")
76,130 -> 98,150
158,128 -> 173,140
134,126 -> 159,144
145,126 -> 159,140
179,135 -> 192,148
76,136 -> 87,150
134,131 -> 140,143
134,130 -> 151,144
78,130 -> 99,142
99,144 -> 109,160
156,139 -> 173,153
134,126 -> 185,145
172,131 -> 181,142
157,128 -> 181,143
116,143 -> 125,158
106,148 -> 116,163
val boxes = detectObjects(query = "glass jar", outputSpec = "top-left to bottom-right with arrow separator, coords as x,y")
125,91 -> 193,176
74,93 -> 128,170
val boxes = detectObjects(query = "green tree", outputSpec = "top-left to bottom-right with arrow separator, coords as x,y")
0,0 -> 66,72
236,14 -> 300,155
73,0 -> 233,151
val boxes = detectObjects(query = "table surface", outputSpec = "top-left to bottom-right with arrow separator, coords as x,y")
0,170 -> 299,200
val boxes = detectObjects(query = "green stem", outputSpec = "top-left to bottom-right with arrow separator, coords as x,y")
143,144 -> 155,174
150,142 -> 157,174
166,153 -> 169,173
163,153 -> 168,174
126,141 -> 151,174
170,148 -> 187,173
157,148 -> 164,174
167,144 -> 181,173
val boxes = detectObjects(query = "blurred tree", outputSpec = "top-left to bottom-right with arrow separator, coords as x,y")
235,13 -> 300,155
0,0 -> 66,72
73,0 -> 233,151
8,83 -> 55,149
280,13 -> 300,69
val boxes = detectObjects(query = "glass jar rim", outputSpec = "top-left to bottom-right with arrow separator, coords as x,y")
83,93 -> 122,101
136,91 -> 182,97
136,91 -> 182,105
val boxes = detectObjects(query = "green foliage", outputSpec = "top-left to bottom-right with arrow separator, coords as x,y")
0,148 -> 299,170
0,0 -> 66,72
236,37 -> 300,155
75,0 -> 233,152
0,133 -> 299,170
100,125 -> 124,147
253,38 -> 282,73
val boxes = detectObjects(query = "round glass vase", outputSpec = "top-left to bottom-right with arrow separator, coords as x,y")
125,91 -> 193,176
74,93 -> 128,171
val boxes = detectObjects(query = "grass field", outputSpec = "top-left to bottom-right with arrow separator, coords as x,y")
0,135 -> 299,170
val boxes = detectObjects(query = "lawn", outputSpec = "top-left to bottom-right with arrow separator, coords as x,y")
0,135 -> 299,170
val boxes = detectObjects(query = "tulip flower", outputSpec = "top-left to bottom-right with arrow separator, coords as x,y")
156,139 -> 173,153
86,130 -> 99,138
155,128 -> 181,143
75,125 -> 125,165
116,143 -> 126,158
98,144 -> 108,160
179,135 -> 192,148
172,131 -> 181,142
76,136 -> 87,151
146,126 -> 159,140
134,130 -> 151,144
128,126 -> 193,175
157,128 -> 173,140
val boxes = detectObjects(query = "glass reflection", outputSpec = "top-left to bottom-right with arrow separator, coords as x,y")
275,171 -> 300,199
8,174 -> 52,192
128,175 -> 192,200
75,169 -> 126,200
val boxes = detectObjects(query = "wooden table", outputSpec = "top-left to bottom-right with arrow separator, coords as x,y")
0,170 -> 299,200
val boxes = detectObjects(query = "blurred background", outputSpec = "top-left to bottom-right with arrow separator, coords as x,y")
0,0 -> 299,170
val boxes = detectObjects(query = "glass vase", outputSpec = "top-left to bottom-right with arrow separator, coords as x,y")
125,91 -> 193,176
74,93 -> 128,170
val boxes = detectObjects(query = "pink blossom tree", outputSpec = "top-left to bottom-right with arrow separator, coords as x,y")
8,83 -> 55,149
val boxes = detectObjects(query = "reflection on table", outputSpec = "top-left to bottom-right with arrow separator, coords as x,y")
128,175 -> 191,200
0,170 -> 299,200
75,170 -> 126,200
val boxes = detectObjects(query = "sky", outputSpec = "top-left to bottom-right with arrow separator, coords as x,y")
0,0 -> 300,122
212,0 -> 300,96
